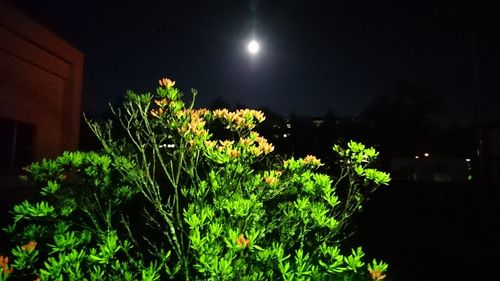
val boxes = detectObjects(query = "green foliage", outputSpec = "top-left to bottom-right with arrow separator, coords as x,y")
2,151 -> 146,280
3,78 -> 390,280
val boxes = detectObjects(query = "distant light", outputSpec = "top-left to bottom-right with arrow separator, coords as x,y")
283,133 -> 289,138
160,143 -> 175,149
465,158 -> 471,162
415,156 -> 419,159
424,153 -> 430,157
247,40 -> 260,54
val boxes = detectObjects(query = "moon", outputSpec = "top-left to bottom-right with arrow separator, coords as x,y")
247,40 -> 260,54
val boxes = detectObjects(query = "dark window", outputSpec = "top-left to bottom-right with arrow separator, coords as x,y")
0,118 -> 35,173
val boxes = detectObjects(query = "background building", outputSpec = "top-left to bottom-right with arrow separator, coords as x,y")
0,1 -> 83,174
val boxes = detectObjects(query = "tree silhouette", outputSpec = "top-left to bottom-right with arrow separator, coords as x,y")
362,81 -> 446,158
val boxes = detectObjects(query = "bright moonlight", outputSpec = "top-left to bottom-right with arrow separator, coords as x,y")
247,40 -> 260,54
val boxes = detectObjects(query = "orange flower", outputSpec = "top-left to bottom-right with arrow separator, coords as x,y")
21,241 -> 37,252
229,150 -> 241,158
368,269 -> 386,281
151,108 -> 164,118
159,78 -> 175,88
235,234 -> 250,248
154,98 -> 169,107
0,256 -> 8,268
0,255 -> 13,274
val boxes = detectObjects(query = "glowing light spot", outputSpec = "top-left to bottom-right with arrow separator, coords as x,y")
247,40 -> 260,54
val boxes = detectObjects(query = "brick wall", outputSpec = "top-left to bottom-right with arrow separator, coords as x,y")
0,1 -> 83,162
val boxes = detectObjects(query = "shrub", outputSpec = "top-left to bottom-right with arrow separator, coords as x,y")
2,78 -> 390,280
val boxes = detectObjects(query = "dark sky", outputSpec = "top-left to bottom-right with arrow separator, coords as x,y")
8,0 -> 500,126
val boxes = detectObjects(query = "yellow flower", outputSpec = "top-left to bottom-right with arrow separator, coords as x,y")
253,135 -> 274,154
264,176 -> 278,185
263,143 -> 275,154
235,234 -> 250,248
239,137 -> 253,146
251,146 -> 262,156
235,116 -> 246,128
219,140 -> 234,148
253,110 -> 266,123
303,155 -> 323,166
187,139 -> 196,148
213,108 -> 230,119
204,140 -> 217,149
192,108 -> 209,118
159,78 -> 175,88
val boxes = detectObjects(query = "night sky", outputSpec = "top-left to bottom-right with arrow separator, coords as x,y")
8,0 -> 500,126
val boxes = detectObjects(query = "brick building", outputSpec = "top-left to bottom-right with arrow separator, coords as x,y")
0,1 -> 83,173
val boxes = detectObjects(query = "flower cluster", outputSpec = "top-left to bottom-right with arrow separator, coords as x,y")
263,176 -> 278,185
303,155 -> 323,167
368,268 -> 386,281
0,255 -> 13,275
204,131 -> 275,164
150,107 -> 165,118
263,170 -> 282,186
20,241 -> 37,253
155,98 -> 169,108
150,78 -> 186,118
151,99 -> 186,118
235,234 -> 250,248
159,78 -> 175,88
213,108 -> 265,131
215,140 -> 239,158
178,109 -> 209,139
283,155 -> 323,171
245,132 -> 274,156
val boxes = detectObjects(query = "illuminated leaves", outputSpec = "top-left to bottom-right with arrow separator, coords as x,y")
5,78 -> 391,280
368,259 -> 389,281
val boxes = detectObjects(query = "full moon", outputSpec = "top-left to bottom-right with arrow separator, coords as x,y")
247,40 -> 260,54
